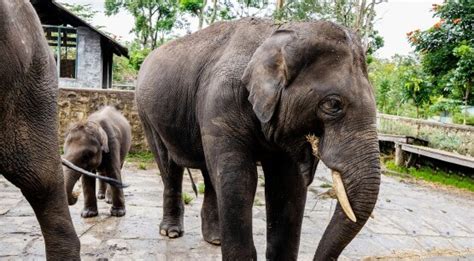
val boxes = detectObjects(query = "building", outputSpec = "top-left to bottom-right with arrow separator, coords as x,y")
31,0 -> 129,89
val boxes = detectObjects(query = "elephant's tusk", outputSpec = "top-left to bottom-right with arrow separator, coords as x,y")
331,170 -> 357,222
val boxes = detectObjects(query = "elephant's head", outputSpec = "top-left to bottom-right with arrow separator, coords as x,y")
242,21 -> 380,259
63,121 -> 109,205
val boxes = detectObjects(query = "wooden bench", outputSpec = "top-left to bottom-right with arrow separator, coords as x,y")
378,133 -> 473,171
398,143 -> 474,169
378,134 -> 428,146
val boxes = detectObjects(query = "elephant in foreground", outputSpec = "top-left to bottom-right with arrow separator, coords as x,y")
63,106 -> 131,218
0,0 -> 80,259
136,18 -> 380,260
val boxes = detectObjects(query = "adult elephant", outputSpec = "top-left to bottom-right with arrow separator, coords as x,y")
136,18 -> 380,260
0,0 -> 80,259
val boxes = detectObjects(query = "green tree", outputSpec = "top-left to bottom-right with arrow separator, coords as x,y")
408,0 -> 473,124
105,0 -> 178,50
369,55 -> 431,117
274,0 -> 386,55
179,0 -> 269,31
179,0 -> 207,29
400,64 -> 432,118
60,3 -> 98,23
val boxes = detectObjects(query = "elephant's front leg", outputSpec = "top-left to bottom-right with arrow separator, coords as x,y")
212,150 -> 258,260
105,156 -> 126,217
97,177 -> 107,199
81,174 -> 99,218
261,154 -> 308,260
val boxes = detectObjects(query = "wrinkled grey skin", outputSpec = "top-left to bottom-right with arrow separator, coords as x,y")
0,0 -> 80,259
63,106 -> 131,218
136,18 -> 380,260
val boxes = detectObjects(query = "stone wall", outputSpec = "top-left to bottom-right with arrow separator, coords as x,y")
58,88 -> 147,152
377,113 -> 474,157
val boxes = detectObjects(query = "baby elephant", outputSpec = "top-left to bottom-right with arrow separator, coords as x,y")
63,106 -> 132,218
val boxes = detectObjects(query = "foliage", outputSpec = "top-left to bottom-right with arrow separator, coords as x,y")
198,182 -> 205,194
369,55 -> 433,118
378,116 -> 474,156
453,112 -> 474,125
384,160 -> 474,193
138,162 -> 148,170
179,0 -> 207,29
408,0 -> 474,124
399,60 -> 433,118
274,0 -> 386,55
113,41 -> 153,83
126,151 -> 155,163
60,2 -> 98,23
113,56 -> 138,83
428,96 -> 461,116
129,43 -> 152,71
105,0 -> 179,50
182,192 -> 194,204
179,0 -> 270,30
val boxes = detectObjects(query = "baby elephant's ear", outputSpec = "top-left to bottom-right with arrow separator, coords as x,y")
241,30 -> 297,123
98,127 -> 109,153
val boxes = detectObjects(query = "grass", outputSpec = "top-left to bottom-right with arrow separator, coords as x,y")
182,192 -> 194,205
320,183 -> 332,188
384,159 -> 474,192
198,183 -> 205,194
126,151 -> 155,163
254,198 -> 264,206
138,162 -> 147,170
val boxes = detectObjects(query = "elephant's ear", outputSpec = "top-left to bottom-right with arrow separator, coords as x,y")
98,127 -> 109,153
242,30 -> 297,123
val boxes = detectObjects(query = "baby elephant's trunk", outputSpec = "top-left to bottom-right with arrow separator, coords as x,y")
61,158 -> 129,205
63,166 -> 81,205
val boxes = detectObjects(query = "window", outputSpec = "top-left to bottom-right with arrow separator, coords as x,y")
44,25 -> 77,79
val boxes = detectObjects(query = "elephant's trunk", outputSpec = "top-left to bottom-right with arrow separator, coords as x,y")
64,167 -> 81,205
315,129 -> 380,260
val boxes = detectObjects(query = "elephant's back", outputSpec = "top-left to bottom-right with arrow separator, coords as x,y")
135,18 -> 275,168
136,18 -> 274,110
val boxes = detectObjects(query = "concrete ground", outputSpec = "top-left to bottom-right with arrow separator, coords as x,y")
1,162 -> 474,260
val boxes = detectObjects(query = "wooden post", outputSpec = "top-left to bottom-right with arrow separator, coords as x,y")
395,143 -> 406,167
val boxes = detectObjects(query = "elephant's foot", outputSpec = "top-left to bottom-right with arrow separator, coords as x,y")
202,210 -> 220,245
110,206 -> 126,217
203,232 -> 221,245
97,192 -> 105,199
105,190 -> 113,204
160,220 -> 184,238
81,208 -> 98,218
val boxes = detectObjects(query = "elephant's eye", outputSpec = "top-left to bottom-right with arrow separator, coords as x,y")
82,150 -> 95,158
320,95 -> 343,116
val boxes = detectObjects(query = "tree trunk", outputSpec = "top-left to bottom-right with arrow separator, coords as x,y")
463,80 -> 471,125
210,0 -> 218,24
198,0 -> 207,30
276,0 -> 284,11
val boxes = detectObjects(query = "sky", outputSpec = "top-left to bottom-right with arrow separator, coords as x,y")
61,0 -> 444,59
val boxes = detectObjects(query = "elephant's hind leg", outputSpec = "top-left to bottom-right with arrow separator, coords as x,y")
200,168 -> 220,245
159,160 -> 184,238
142,119 -> 185,238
